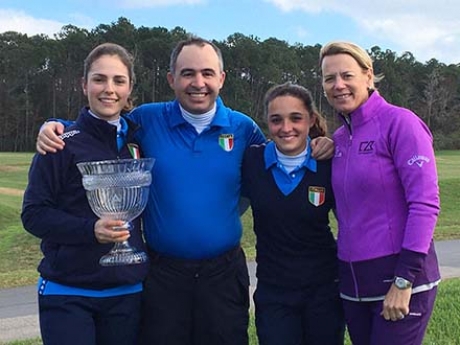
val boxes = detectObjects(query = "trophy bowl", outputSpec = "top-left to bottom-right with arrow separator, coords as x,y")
77,158 -> 154,266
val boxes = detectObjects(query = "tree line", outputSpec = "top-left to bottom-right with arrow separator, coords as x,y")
1,17 -> 459,152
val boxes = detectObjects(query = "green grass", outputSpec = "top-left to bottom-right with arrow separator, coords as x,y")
1,151 -> 459,344
423,278 -> 460,345
0,153 -> 42,288
435,151 -> 460,239
241,208 -> 256,259
2,339 -> 43,345
0,152 -> 34,190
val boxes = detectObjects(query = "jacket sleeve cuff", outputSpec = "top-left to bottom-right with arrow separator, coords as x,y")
394,248 -> 426,282
84,219 -> 99,244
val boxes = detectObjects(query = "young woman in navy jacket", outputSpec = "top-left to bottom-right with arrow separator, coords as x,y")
21,43 -> 148,345
242,82 -> 344,345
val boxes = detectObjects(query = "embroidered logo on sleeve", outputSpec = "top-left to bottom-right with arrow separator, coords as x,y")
219,134 -> 234,152
308,186 -> 326,207
59,130 -> 80,140
407,155 -> 430,168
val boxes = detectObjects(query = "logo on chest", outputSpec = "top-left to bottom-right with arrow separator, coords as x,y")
308,186 -> 326,207
219,134 -> 234,152
359,141 -> 375,154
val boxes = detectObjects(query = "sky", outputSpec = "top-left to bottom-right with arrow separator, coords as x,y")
0,0 -> 459,65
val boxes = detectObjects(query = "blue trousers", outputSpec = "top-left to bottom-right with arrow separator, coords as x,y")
343,287 -> 437,345
38,292 -> 142,345
254,280 -> 345,345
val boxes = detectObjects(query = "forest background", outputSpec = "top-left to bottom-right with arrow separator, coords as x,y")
1,17 -> 460,152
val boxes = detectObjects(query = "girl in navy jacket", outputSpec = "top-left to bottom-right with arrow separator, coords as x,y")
242,83 -> 344,345
21,43 -> 148,345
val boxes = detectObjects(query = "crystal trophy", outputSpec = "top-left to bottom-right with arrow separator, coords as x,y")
77,158 -> 154,266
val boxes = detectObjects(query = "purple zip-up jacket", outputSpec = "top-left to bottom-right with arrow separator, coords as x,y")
332,91 -> 440,300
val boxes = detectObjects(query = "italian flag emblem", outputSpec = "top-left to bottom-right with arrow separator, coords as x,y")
219,134 -> 234,152
127,143 -> 140,159
308,186 -> 326,207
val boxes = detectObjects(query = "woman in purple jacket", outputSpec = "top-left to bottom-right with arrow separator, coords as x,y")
320,41 -> 440,345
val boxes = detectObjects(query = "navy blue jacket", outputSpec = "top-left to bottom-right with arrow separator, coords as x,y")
21,108 -> 149,289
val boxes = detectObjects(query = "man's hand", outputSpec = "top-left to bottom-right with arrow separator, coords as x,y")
310,137 -> 335,160
94,219 -> 131,244
36,122 -> 66,155
380,283 -> 412,321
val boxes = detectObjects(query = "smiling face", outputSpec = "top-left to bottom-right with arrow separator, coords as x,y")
267,95 -> 315,156
82,54 -> 132,121
167,43 -> 225,114
321,53 -> 373,115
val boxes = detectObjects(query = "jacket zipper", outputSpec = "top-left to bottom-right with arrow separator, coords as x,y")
342,114 -> 352,142
342,114 -> 361,298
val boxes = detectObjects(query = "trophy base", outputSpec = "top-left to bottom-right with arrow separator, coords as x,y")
99,247 -> 148,266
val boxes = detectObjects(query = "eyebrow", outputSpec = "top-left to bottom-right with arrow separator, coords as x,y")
90,73 -> 129,79
269,111 -> 307,116
180,68 -> 216,74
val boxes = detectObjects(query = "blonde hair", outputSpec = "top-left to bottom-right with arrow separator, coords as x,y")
319,41 -> 384,88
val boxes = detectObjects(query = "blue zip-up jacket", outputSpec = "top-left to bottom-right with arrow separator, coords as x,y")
21,108 -> 149,290
332,91 -> 440,300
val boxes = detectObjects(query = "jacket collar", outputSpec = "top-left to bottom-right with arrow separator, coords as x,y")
339,90 -> 387,127
263,140 -> 317,172
75,107 -> 139,142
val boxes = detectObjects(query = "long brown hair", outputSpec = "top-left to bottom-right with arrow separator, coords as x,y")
83,42 -> 136,112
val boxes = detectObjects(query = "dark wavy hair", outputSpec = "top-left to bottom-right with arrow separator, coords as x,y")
263,82 -> 328,138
